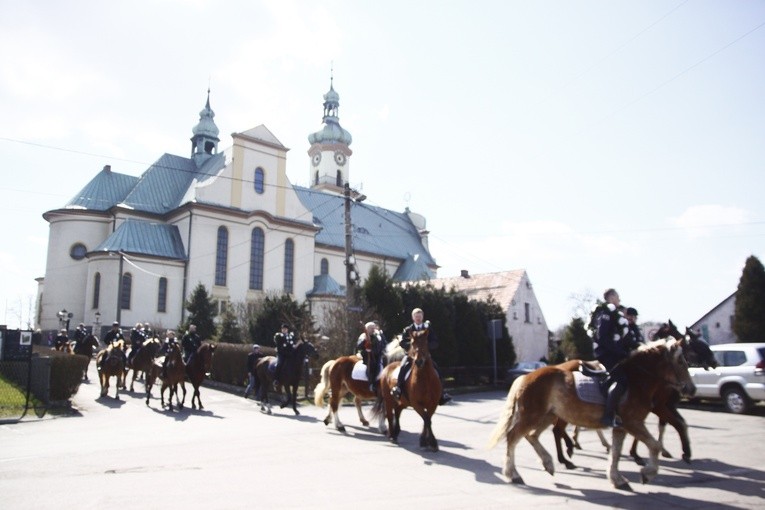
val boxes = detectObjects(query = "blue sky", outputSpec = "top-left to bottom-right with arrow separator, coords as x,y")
1,0 -> 763,330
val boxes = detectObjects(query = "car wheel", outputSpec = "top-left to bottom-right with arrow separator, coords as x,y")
722,386 -> 752,414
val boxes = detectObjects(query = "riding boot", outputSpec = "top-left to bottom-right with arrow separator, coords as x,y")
273,362 -> 282,390
600,381 -> 626,428
391,356 -> 412,400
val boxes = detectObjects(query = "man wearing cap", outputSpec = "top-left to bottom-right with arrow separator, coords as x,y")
54,329 -> 70,351
244,344 -> 264,399
128,322 -> 146,368
273,323 -> 295,388
73,323 -> 88,347
356,322 -> 387,392
100,322 -> 126,369
182,324 -> 201,364
160,330 -> 179,378
624,307 -> 644,349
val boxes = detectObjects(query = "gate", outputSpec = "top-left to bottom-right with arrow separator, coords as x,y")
0,328 -> 42,423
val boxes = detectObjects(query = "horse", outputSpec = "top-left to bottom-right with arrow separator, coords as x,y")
374,328 -> 441,451
158,343 -> 186,411
54,341 -> 74,354
185,343 -> 216,410
95,340 -> 125,399
488,338 -> 695,490
315,336 -> 403,432
73,334 -> 101,381
255,340 -> 317,415
125,338 -> 162,392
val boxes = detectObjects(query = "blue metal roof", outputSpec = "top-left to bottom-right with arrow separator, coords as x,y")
307,274 -> 344,297
65,167 -> 139,211
293,186 -> 437,277
93,219 -> 187,260
393,253 -> 436,281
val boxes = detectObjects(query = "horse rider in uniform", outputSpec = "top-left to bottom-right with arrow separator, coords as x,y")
54,329 -> 70,350
73,323 -> 88,348
590,288 -> 636,428
391,308 -> 452,405
624,307 -> 644,346
182,324 -> 202,365
273,323 -> 296,388
128,322 -> 146,367
159,330 -> 179,377
143,322 -> 154,340
356,321 -> 387,392
100,321 -> 126,368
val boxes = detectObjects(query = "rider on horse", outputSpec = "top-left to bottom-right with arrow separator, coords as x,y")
100,321 -> 126,368
160,330 -> 179,377
128,322 -> 146,367
273,323 -> 296,388
73,323 -> 88,347
391,308 -> 452,405
356,321 -> 387,392
590,288 -> 638,428
54,329 -> 70,350
182,324 -> 202,365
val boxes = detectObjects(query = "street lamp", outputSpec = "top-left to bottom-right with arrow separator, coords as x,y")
57,309 -> 72,332
93,311 -> 101,335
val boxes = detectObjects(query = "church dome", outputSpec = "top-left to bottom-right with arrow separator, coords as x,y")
192,94 -> 219,139
308,122 -> 352,145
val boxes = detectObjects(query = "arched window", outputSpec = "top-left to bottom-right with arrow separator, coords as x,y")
120,272 -> 132,310
250,228 -> 265,290
314,171 -> 319,185
92,272 -> 101,309
283,238 -> 294,294
254,167 -> 265,194
336,170 -> 342,186
320,258 -> 329,275
215,226 -> 228,286
157,277 -> 168,313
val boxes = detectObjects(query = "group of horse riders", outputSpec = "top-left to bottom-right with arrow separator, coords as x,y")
589,288 -> 645,428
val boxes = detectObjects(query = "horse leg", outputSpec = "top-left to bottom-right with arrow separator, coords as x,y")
553,421 -> 577,469
596,428 -> 611,452
355,396 -> 369,427
420,413 -> 438,452
526,416 -> 556,476
607,427 -> 631,490
629,436 -> 646,466
572,425 -> 582,450
291,384 -> 300,416
664,409 -> 690,463
179,382 -> 186,409
113,374 -> 120,400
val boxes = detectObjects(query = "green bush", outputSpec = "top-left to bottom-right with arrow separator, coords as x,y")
33,347 -> 90,401
210,343 -> 276,386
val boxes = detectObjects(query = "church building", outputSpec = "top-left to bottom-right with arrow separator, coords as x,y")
36,81 -> 437,334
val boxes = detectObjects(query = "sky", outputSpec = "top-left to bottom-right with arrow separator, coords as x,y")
1,0 -> 764,331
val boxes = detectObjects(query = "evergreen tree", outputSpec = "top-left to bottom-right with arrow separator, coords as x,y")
361,265 -> 404,329
247,293 -> 313,346
733,255 -> 765,343
182,283 -> 217,340
559,317 -> 593,360
218,308 -> 243,344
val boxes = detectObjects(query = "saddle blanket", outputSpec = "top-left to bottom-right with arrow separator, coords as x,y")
352,361 -> 369,381
573,371 -> 606,405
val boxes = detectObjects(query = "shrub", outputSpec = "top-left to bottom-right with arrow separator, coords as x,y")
210,343 -> 276,386
32,347 -> 90,401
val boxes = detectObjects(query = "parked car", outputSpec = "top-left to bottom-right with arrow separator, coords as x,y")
505,361 -> 547,386
688,342 -> 765,414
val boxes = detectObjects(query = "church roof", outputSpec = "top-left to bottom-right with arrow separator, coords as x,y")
92,219 -> 187,260
294,186 -> 437,278
307,274 -> 345,297
237,125 -> 286,148
393,253 -> 436,281
65,166 -> 139,211
416,270 -> 528,306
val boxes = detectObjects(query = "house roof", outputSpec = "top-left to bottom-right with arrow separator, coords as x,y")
691,291 -> 737,328
294,186 -> 437,276
92,219 -> 187,260
415,270 -> 527,306
307,274 -> 344,297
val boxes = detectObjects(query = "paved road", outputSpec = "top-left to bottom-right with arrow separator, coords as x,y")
1,364 -> 763,509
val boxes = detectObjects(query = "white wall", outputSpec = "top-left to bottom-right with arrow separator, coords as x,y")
504,273 -> 549,363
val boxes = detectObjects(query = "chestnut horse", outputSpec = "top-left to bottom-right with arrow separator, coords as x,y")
159,343 -> 186,411
96,340 -> 125,399
374,328 -> 441,451
126,338 -> 162,392
315,337 -> 405,432
186,343 -> 216,410
255,340 -> 317,415
488,338 -> 695,490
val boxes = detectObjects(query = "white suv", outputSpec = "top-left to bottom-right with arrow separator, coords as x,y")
689,342 -> 765,414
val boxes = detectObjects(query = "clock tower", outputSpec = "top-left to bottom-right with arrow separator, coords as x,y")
308,76 -> 352,194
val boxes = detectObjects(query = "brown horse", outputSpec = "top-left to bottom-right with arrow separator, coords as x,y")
314,356 -> 387,433
96,340 -> 125,399
374,328 -> 441,451
488,338 -> 695,490
73,334 -> 100,381
255,340 -> 317,415
159,343 -> 186,411
125,338 -> 162,392
186,343 -> 216,410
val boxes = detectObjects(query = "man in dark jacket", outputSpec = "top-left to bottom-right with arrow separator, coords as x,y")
356,322 -> 387,392
244,344 -> 264,399
182,324 -> 201,364
273,324 -> 295,388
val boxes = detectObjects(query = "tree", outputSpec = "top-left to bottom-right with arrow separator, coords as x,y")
558,317 -> 593,361
361,265 -> 404,330
217,308 -> 243,344
733,255 -> 765,343
247,292 -> 313,346
182,283 -> 217,340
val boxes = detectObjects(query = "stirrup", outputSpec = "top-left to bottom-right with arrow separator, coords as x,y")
391,387 -> 402,399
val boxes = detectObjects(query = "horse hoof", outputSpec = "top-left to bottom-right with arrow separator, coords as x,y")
616,482 -> 633,491
268,409 -> 272,415
564,461 -> 577,470
511,476 -> 525,485
361,420 -> 369,427
323,417 -> 330,426
682,454 -> 691,464
337,425 -> 346,433
633,457 -> 646,467
293,410 -> 300,416
661,450 -> 672,458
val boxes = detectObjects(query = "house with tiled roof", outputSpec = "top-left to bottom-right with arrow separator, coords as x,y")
36,82 -> 437,334
415,270 -> 549,363
690,292 -> 738,345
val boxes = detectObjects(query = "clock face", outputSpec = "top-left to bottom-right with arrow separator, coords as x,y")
334,152 -> 346,165
312,153 -> 322,166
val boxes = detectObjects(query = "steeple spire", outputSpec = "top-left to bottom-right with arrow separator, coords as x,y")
190,88 -> 220,165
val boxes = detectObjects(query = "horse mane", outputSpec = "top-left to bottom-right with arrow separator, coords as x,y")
385,336 -> 407,363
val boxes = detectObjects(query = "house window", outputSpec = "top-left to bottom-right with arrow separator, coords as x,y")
254,167 -> 265,194
92,272 -> 101,309
157,277 -> 167,313
215,226 -> 228,286
524,303 -> 530,323
250,228 -> 265,290
320,258 -> 329,275
284,238 -> 294,294
120,273 -> 132,310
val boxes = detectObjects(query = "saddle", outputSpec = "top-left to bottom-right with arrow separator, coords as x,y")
573,361 -> 616,404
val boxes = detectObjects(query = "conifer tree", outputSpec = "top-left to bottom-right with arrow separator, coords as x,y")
733,255 -> 765,343
559,317 -> 593,360
182,283 -> 217,341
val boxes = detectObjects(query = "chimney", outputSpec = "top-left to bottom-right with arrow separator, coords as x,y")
460,269 -> 470,278
103,165 -> 111,173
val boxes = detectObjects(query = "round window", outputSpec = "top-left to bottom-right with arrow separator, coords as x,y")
70,243 -> 87,260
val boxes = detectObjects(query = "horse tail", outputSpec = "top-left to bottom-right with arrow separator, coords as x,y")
370,395 -> 385,422
487,374 -> 526,449
385,336 -> 406,364
313,359 -> 335,407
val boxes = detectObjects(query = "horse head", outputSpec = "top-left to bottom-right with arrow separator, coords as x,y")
410,328 -> 432,368
684,327 -> 718,370
662,338 -> 696,397
299,340 -> 319,360
198,343 -> 216,372
653,320 -> 683,341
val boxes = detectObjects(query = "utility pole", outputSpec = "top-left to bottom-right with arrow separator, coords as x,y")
343,182 -> 366,353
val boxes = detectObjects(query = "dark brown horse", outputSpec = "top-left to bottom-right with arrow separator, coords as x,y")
374,328 -> 441,451
186,343 -> 216,410
159,343 -> 186,411
489,338 -> 695,490
96,340 -> 125,399
71,334 -> 100,381
255,340 -> 317,415
126,338 -> 162,392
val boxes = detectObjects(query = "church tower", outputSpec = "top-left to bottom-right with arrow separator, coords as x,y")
190,89 -> 220,166
307,76 -> 352,193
